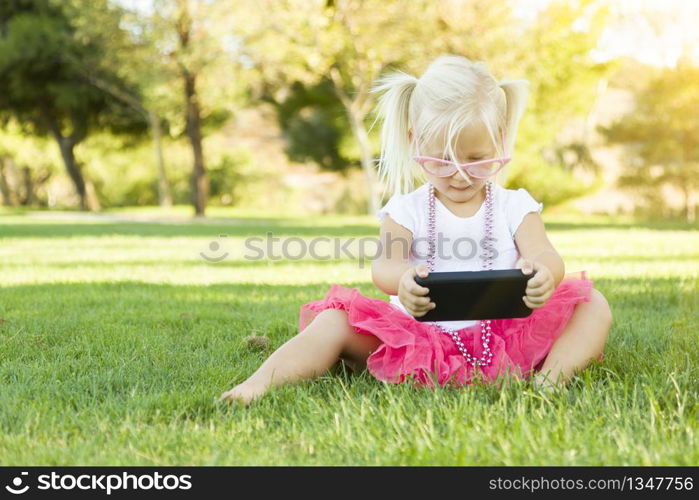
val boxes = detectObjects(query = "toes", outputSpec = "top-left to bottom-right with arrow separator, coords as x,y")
219,391 -> 242,405
531,377 -> 558,394
218,389 -> 254,407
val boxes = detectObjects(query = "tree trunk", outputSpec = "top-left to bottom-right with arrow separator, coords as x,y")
21,166 -> 33,206
148,110 -> 172,207
328,67 -> 381,216
0,156 -> 16,207
40,107 -> 96,211
183,71 -> 207,216
347,108 -> 380,216
85,180 -> 101,211
55,135 -> 88,211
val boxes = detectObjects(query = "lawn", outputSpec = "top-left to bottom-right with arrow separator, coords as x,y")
0,207 -> 697,465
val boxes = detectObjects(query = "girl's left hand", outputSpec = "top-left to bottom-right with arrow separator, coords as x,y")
518,258 -> 555,309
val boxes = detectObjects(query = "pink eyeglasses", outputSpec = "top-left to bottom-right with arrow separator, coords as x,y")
412,132 -> 511,179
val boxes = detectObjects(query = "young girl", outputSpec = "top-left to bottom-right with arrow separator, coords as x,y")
220,55 -> 613,406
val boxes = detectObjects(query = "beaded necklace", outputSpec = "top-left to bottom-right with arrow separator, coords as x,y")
426,181 -> 495,368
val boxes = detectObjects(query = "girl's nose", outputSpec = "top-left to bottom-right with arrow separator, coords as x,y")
455,167 -> 474,185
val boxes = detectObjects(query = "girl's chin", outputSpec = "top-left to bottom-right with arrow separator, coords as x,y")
441,184 -> 485,198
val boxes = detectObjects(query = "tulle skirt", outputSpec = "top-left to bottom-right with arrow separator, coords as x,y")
298,270 -> 602,389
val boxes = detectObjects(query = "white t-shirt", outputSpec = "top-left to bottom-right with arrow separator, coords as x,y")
375,182 -> 544,331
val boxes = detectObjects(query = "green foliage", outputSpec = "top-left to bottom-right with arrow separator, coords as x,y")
74,130 -> 262,208
76,133 -> 162,207
505,153 -> 603,208
504,137 -> 605,207
333,182 -> 368,215
0,0 -> 147,210
497,0 -> 617,204
599,59 -> 699,220
0,121 -> 61,206
272,78 -> 350,172
0,0 -> 145,137
0,0 -> 694,217
208,153 -> 250,206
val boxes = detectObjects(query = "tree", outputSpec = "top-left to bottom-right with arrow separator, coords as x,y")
498,0 -> 616,206
237,0 -> 613,212
66,0 -> 173,207
0,121 -> 58,206
237,0 -> 444,215
119,0 -> 244,216
272,78 -> 350,172
0,0 -> 145,210
599,59 -> 699,222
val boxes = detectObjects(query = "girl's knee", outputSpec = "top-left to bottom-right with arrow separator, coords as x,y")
306,308 -> 381,357
314,308 -> 349,324
305,308 -> 354,341
588,288 -> 613,327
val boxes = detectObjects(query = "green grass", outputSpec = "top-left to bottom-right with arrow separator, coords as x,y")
0,209 -> 697,465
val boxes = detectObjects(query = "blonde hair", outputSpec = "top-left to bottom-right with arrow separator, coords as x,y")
368,55 -> 529,197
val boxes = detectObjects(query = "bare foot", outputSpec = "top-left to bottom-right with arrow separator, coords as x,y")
219,382 -> 266,407
530,373 -> 561,395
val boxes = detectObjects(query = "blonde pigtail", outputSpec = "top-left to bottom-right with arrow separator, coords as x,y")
369,70 -> 419,201
496,79 -> 530,185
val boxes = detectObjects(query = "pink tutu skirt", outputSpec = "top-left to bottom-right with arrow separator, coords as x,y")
298,270 -> 602,389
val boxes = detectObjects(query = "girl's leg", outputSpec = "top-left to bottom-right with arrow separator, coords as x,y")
532,288 -> 612,392
219,309 -> 382,406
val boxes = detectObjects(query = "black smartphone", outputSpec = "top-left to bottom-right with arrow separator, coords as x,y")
413,268 -> 536,322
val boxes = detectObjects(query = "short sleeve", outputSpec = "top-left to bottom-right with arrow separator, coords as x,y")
507,188 -> 544,237
376,193 -> 415,235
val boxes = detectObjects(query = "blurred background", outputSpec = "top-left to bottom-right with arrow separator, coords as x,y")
0,0 -> 697,222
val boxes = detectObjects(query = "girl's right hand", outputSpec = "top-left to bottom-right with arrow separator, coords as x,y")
398,264 -> 436,318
